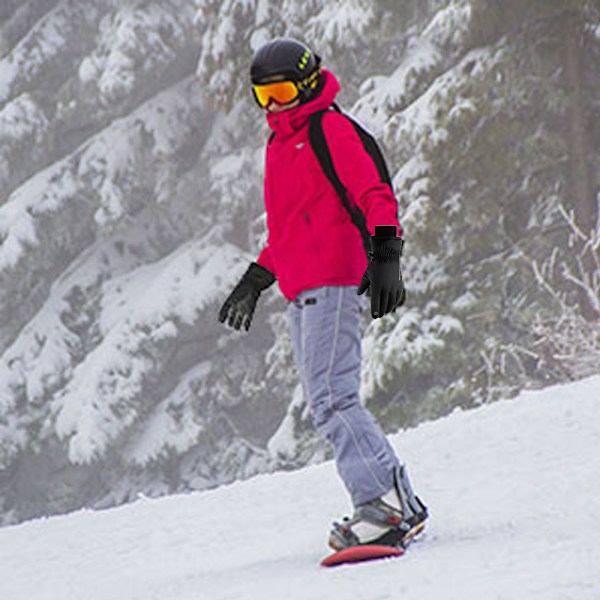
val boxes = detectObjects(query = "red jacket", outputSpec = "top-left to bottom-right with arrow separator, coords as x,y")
255,68 -> 401,302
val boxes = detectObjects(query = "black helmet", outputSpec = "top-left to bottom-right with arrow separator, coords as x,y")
250,38 -> 322,104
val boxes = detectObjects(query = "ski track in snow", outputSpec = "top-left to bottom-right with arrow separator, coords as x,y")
1,376 -> 599,600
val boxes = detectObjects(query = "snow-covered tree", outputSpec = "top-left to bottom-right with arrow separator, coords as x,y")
0,0 -> 598,526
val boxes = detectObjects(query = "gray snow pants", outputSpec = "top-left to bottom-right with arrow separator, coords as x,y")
286,284 -> 401,507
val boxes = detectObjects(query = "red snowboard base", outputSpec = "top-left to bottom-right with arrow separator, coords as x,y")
321,544 -> 405,567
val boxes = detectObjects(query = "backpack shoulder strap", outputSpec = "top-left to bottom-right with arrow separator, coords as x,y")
338,110 -> 393,187
328,103 -> 391,188
308,108 -> 372,258
309,106 -> 395,257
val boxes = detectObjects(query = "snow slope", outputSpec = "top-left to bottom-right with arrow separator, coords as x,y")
1,375 -> 599,600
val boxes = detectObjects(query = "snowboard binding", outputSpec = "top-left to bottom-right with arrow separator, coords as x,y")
328,465 -> 428,551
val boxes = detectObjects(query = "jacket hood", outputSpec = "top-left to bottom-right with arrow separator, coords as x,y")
265,68 -> 341,137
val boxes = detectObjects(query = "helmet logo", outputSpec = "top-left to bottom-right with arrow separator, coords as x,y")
297,49 -> 311,71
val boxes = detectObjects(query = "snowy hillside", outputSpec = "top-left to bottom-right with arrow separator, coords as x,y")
1,375 -> 598,600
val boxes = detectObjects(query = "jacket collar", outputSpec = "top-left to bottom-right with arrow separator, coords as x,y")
265,68 -> 341,138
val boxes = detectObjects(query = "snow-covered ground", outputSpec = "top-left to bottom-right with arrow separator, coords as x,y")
1,375 -> 599,600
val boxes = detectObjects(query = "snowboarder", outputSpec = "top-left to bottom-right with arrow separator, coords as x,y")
218,38 -> 428,551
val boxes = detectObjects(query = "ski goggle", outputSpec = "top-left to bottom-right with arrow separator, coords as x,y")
252,80 -> 300,108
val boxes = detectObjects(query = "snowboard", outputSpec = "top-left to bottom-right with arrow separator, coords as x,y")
320,521 -> 426,567
320,544 -> 404,567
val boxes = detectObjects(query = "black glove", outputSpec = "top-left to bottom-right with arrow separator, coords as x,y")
218,262 -> 276,331
357,225 -> 405,319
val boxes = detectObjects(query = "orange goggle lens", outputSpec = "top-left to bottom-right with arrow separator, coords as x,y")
252,80 -> 299,107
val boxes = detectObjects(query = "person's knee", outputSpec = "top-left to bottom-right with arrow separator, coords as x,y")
310,401 -> 334,432
329,391 -> 359,414
310,392 -> 359,433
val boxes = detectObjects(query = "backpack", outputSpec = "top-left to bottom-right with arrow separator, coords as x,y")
308,102 -> 394,259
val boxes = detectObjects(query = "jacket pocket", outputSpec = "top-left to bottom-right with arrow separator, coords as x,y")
303,210 -> 323,260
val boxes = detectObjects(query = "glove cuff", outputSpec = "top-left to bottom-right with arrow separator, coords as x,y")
372,245 -> 401,262
370,237 -> 404,262
374,225 -> 397,237
246,262 -> 276,292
